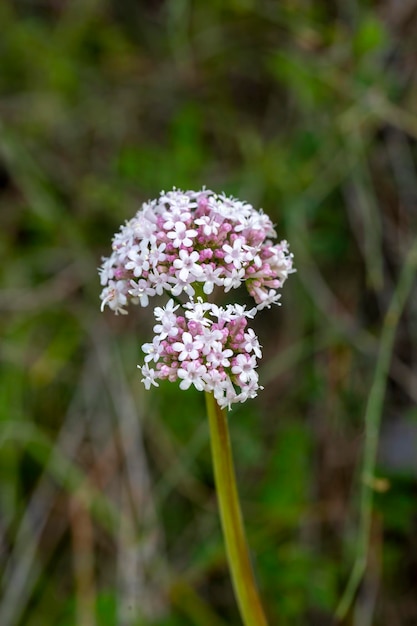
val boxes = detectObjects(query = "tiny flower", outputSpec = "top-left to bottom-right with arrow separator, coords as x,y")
99,257 -> 115,285
203,368 -> 226,387
162,208 -> 191,230
200,265 -> 224,294
141,337 -> 163,363
244,329 -> 262,358
222,303 -> 257,320
167,221 -> 197,248
178,361 -> 207,390
206,344 -> 233,368
153,300 -> 180,338
148,268 -> 173,295
154,299 -> 179,320
254,289 -> 281,310
125,244 -> 150,277
139,363 -> 159,389
213,379 -> 237,410
170,277 -> 195,298
128,279 -> 156,307
100,280 -> 128,315
223,238 -> 248,270
201,328 -> 224,354
223,268 -> 245,292
148,242 -> 167,267
231,353 -> 258,383
195,214 -> 219,237
172,331 -> 204,361
184,298 -> 212,326
173,249 -> 203,281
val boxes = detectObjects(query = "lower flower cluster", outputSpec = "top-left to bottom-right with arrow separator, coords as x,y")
139,299 -> 263,409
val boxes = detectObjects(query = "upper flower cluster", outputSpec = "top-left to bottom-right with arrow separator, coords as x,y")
139,299 -> 263,409
99,188 -> 293,314
99,188 -> 295,406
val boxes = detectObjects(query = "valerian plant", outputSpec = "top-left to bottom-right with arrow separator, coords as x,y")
99,188 -> 294,625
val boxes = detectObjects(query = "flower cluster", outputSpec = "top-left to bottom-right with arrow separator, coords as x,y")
99,188 -> 294,407
99,188 -> 293,314
139,299 -> 262,409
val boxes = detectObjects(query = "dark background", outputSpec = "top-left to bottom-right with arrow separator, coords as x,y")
1,1 -> 417,625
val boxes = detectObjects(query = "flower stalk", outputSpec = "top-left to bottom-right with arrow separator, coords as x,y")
205,391 -> 268,626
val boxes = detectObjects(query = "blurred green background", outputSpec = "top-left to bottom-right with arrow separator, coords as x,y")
1,1 -> 417,625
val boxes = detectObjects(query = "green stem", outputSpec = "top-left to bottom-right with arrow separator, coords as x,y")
335,237 -> 417,620
205,392 -> 268,626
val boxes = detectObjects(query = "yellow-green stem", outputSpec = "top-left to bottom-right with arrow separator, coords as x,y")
205,392 -> 268,626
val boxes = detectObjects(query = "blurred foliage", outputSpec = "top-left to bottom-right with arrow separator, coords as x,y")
1,1 -> 417,625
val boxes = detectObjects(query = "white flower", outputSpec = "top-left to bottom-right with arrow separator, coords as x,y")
170,277 -> 195,297
100,280 -> 128,315
244,329 -> 262,358
99,257 -> 115,285
173,249 -> 203,281
172,331 -> 204,361
195,214 -> 219,237
148,242 -> 167,268
153,300 -> 180,338
148,269 -> 173,295
231,353 -> 258,383
222,303 -> 256,320
141,337 -> 163,363
213,378 -> 237,410
178,361 -> 207,390
167,221 -> 197,248
160,191 -> 195,219
139,363 -> 159,389
200,265 -> 224,294
128,279 -> 156,307
125,243 -> 150,277
184,298 -> 212,326
206,344 -> 233,368
223,238 -> 247,269
255,289 -> 281,310
223,268 -> 245,292
203,368 -> 226,387
201,328 -> 224,354
132,214 -> 158,241
154,299 -> 179,320
235,376 -> 261,403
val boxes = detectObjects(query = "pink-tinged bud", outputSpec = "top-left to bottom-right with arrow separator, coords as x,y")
199,249 -> 213,261
197,195 -> 209,211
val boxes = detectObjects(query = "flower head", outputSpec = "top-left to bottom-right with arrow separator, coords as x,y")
139,300 -> 263,409
99,188 -> 294,312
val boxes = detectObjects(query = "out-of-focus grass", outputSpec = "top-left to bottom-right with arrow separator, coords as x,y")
1,2 -> 417,625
